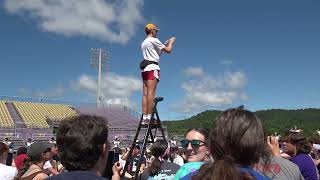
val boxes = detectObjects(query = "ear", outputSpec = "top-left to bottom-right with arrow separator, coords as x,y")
41,152 -> 47,159
152,29 -> 157,35
206,151 -> 210,156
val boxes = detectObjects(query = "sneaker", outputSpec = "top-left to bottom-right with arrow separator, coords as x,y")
141,119 -> 161,125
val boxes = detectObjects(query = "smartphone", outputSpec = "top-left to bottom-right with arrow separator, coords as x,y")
103,150 -> 120,179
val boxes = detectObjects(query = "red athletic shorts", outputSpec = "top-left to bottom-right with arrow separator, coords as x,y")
141,70 -> 160,81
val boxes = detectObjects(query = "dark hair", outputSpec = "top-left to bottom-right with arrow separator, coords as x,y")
145,29 -> 151,35
0,142 -> 9,160
145,28 -> 157,35
149,139 -> 169,176
56,114 -> 108,171
283,132 -> 311,154
193,107 -> 266,180
17,147 -> 27,155
134,144 -> 140,150
185,128 -> 209,142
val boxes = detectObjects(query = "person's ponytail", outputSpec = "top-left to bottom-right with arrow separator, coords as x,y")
148,157 -> 162,176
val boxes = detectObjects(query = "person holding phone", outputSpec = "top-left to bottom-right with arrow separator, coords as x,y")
140,23 -> 176,124
255,135 -> 304,180
121,144 -> 146,177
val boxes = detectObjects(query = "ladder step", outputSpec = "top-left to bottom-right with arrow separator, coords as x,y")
154,97 -> 164,103
140,123 -> 161,128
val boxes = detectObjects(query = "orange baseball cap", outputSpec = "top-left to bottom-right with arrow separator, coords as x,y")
145,23 -> 160,31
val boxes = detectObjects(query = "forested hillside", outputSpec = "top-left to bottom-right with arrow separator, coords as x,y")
163,108 -> 320,136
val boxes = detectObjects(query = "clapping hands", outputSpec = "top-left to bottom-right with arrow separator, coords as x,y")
165,36 -> 176,45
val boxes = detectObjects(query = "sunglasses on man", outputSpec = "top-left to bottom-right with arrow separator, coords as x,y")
180,139 -> 206,149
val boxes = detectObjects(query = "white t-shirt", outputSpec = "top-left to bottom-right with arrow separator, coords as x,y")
0,163 -> 18,180
141,37 -> 165,71
173,155 -> 184,166
3,141 -> 11,146
43,160 -> 53,170
26,142 -> 33,147
118,155 -> 126,168
113,140 -> 120,148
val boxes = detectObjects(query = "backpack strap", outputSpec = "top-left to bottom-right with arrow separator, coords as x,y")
20,171 -> 47,180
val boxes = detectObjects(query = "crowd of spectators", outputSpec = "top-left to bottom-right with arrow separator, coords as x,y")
1,107 -> 320,180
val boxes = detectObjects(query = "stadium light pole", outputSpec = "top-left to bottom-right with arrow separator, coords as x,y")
90,48 -> 109,109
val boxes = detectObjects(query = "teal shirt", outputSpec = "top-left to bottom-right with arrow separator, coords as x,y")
174,162 -> 205,180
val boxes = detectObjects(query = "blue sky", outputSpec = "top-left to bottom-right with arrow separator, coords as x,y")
0,0 -> 319,120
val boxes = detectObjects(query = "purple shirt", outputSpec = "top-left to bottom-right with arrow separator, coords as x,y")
291,153 -> 318,180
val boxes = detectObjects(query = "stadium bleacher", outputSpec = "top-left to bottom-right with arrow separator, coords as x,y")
12,101 -> 77,128
0,100 -> 14,128
77,105 -> 140,128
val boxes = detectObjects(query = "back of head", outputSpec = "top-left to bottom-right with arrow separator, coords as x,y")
150,139 -> 169,158
0,142 -> 9,161
149,139 -> 169,176
56,114 -> 108,171
17,146 -> 27,156
193,107 -> 266,180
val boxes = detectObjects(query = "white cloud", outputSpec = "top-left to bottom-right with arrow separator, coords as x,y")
172,70 -> 248,113
225,71 -> 247,89
71,73 -> 141,108
220,59 -> 233,65
18,86 -> 64,98
4,0 -> 144,44
184,67 -> 204,77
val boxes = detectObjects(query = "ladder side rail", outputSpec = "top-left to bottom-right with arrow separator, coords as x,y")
134,122 -> 152,178
158,120 -> 167,142
154,105 -> 167,141
121,114 -> 144,177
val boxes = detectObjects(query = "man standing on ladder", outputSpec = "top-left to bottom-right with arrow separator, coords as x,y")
140,23 -> 176,124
